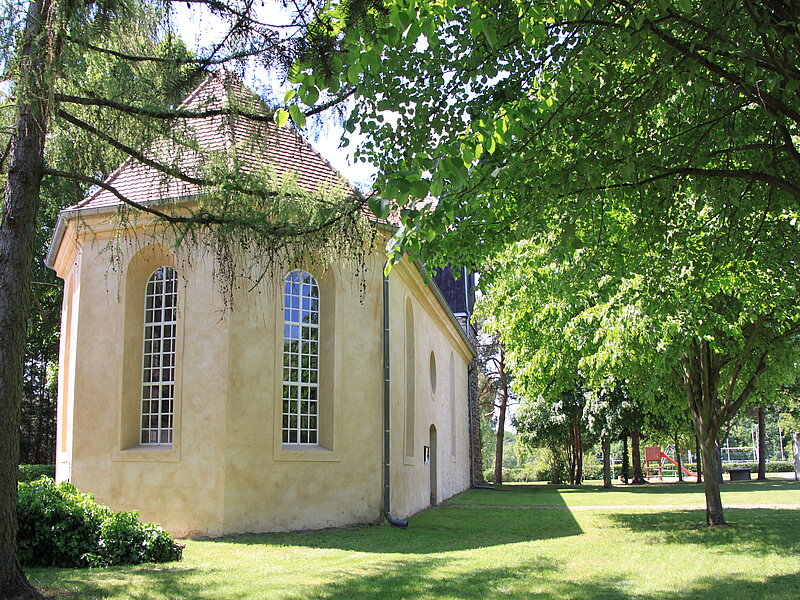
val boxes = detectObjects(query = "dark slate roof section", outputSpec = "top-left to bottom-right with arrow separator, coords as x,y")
432,265 -> 475,316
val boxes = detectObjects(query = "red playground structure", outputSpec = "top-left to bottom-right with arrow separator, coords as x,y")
644,445 -> 698,480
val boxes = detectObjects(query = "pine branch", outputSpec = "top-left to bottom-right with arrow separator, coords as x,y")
43,168 -> 370,238
56,93 -> 276,123
180,0 -> 306,32
56,108 -> 282,199
43,168 -> 188,222
58,108 -> 215,187
63,35 -> 272,65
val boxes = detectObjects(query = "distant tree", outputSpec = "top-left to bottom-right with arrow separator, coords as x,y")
475,332 -> 516,484
514,386 -> 593,485
475,231 -> 800,525
584,387 -> 646,488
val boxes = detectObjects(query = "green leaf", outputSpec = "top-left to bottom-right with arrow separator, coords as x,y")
385,26 -> 401,45
283,89 -> 297,103
288,105 -> 306,128
484,24 -> 498,48
411,179 -> 430,199
390,177 -> 411,194
368,196 -> 391,220
274,108 -> 289,127
300,86 -> 319,106
347,64 -> 361,85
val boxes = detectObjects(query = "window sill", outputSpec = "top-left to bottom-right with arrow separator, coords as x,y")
275,444 -> 340,462
112,444 -> 180,463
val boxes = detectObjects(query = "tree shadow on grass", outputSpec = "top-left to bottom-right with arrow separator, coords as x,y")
284,556 -> 568,600
283,556 -> 800,600
30,554 -> 800,600
220,506 -> 583,554
28,566 -> 236,600
605,508 -> 800,557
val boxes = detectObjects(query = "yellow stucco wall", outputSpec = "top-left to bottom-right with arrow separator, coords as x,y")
51,213 -> 473,537
387,260 -> 473,519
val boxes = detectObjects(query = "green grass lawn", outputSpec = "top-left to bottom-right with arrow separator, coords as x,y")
27,478 -> 800,600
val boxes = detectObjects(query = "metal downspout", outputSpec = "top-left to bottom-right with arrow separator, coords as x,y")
383,269 -> 408,527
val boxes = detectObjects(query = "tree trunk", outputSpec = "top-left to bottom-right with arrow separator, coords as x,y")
551,450 -> 564,484
793,433 -> 800,482
620,431 -> 629,484
493,405 -> 506,485
674,433 -> 683,483
493,349 -> 509,485
679,334 -> 771,526
572,416 -> 583,485
695,435 -> 702,483
757,405 -> 767,480
1,0 -> 62,596
602,434 -> 612,488
699,431 -> 726,525
566,425 -> 577,485
631,429 -> 646,484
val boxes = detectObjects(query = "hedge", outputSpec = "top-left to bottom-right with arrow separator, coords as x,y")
17,477 -> 183,567
483,460 -> 604,484
18,464 -> 55,482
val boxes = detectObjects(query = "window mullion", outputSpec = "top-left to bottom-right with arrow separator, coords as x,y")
282,270 -> 320,446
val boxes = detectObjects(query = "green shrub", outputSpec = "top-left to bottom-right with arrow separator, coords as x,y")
18,464 -> 55,482
582,457 -> 604,481
482,468 -> 494,483
483,466 -> 540,483
17,478 -> 183,567
764,461 -> 795,472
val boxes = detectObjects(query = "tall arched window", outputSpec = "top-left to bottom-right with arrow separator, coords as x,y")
140,266 -> 178,445
282,270 -> 320,445
449,352 -> 456,457
404,298 -> 415,458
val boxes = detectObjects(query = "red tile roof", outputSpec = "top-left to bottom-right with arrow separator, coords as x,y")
76,70 -> 355,211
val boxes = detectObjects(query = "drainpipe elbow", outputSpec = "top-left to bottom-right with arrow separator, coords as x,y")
385,512 -> 409,528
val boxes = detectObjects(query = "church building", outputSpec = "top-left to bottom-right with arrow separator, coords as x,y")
46,71 -> 477,537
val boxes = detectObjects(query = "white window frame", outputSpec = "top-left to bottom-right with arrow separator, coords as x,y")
140,266 -> 178,445
282,270 -> 320,445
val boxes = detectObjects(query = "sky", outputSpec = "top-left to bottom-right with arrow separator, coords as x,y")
172,2 -> 378,189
